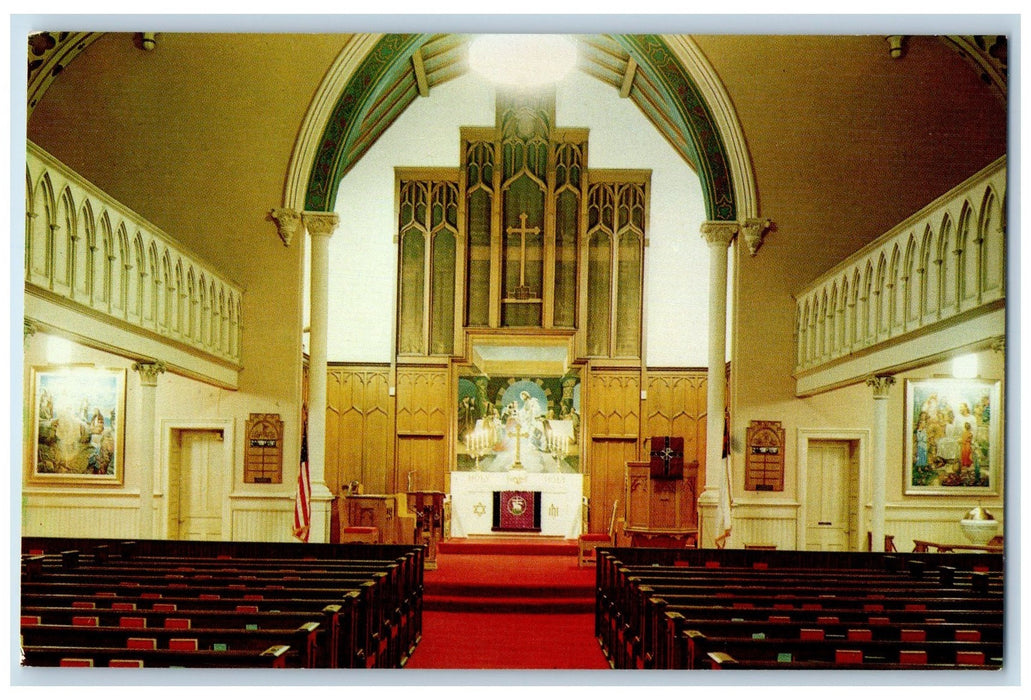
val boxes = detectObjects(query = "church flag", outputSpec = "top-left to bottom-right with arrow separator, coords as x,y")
714,411 -> 732,549
293,421 -> 311,542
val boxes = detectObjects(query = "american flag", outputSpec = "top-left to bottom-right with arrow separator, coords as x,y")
714,410 -> 732,549
293,422 -> 311,542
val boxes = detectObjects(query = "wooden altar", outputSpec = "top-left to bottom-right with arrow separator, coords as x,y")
624,460 -> 698,548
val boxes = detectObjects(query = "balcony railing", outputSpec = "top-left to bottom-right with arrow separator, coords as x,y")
25,141 -> 243,368
794,157 -> 1006,378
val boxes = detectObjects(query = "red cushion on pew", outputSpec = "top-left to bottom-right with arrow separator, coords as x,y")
705,561 -> 720,568
847,629 -> 872,641
835,649 -> 863,664
199,594 -> 220,600
165,618 -> 191,629
235,605 -> 259,613
753,562 -> 769,570
243,594 -> 263,601
60,658 -> 93,667
109,659 -> 144,668
111,602 -> 137,611
955,630 -> 981,641
732,602 -> 753,609
901,629 -> 925,642
800,629 -> 824,640
141,593 -> 162,599
817,616 -> 839,624
97,592 -> 117,598
768,615 -> 791,623
863,603 -> 884,612
868,617 -> 891,626
802,603 -> 822,610
72,616 -> 99,627
21,615 -> 41,626
71,601 -> 96,609
904,603 -> 926,611
119,617 -> 147,628
152,603 -> 177,612
899,650 -> 927,665
956,651 -> 985,665
169,638 -> 199,651
127,638 -> 157,650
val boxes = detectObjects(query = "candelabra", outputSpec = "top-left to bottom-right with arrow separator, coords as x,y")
547,432 -> 570,469
464,426 -> 493,470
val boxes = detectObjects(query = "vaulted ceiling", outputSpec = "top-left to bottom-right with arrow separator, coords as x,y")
25,31 -> 1008,284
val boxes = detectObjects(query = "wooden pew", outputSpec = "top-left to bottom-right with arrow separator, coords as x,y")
21,644 -> 292,668
681,629 -> 1002,669
20,622 -> 322,668
20,537 -> 427,669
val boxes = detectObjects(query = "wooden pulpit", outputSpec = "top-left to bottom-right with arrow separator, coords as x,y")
624,459 -> 699,548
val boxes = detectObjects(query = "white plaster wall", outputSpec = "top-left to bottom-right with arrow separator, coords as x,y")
322,70 -> 709,367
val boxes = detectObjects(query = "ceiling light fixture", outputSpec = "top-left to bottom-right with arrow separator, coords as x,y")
467,34 -> 577,88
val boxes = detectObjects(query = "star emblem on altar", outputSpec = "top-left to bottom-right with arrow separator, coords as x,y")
473,502 -> 487,517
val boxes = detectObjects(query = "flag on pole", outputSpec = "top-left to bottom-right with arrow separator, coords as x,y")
293,421 -> 311,542
714,410 -> 732,549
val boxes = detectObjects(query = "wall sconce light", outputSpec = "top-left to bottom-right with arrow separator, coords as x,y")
46,334 -> 74,364
952,354 -> 978,379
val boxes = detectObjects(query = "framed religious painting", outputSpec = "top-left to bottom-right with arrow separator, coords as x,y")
904,378 -> 1000,496
30,365 -> 127,485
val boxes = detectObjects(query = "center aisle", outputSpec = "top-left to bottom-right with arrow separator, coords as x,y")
404,538 -> 611,670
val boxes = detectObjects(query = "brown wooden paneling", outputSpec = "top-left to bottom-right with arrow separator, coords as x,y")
645,370 -> 708,473
325,366 -> 392,497
586,367 -> 641,531
395,365 -> 450,493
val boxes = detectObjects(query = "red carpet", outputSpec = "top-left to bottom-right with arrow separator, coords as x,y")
404,539 -> 610,669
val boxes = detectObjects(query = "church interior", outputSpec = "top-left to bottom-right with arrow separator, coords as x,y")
17,25 -> 1011,673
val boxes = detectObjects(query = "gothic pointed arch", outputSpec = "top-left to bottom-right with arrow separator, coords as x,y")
288,34 -> 757,224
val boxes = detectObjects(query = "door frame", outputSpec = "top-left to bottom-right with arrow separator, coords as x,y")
796,428 -> 869,551
159,418 -> 235,540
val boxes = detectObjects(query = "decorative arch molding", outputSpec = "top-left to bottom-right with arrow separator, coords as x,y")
288,33 -> 758,224
27,32 -> 103,117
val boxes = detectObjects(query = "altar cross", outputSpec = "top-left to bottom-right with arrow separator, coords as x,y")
507,414 -> 530,470
507,212 -> 541,300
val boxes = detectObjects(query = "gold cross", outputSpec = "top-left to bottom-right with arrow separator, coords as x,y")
506,212 -> 541,296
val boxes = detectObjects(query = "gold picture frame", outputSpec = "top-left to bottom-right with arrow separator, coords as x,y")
904,378 -> 1000,496
30,365 -> 127,485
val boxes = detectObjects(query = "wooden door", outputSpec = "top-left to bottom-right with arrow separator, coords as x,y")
805,440 -> 851,551
176,429 -> 225,541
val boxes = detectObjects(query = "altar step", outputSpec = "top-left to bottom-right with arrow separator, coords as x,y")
422,550 -> 595,613
437,536 -> 579,556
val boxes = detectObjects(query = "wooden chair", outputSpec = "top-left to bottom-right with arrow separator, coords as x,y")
578,500 -> 617,568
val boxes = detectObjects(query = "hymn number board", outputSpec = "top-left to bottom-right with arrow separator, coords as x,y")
744,420 -> 785,492
244,413 -> 283,484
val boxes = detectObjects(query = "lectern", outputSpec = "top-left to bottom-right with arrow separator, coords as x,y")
624,457 -> 699,548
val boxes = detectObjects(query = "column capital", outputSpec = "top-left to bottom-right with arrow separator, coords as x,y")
24,318 -> 38,341
269,207 -> 302,247
991,335 -> 1005,354
700,221 -> 739,247
302,211 -> 340,238
132,360 -> 167,387
866,374 -> 896,399
740,217 -> 774,256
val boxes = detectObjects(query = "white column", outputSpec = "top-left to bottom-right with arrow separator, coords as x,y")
302,211 -> 339,543
698,221 -> 738,546
132,360 -> 166,539
867,374 -> 895,552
